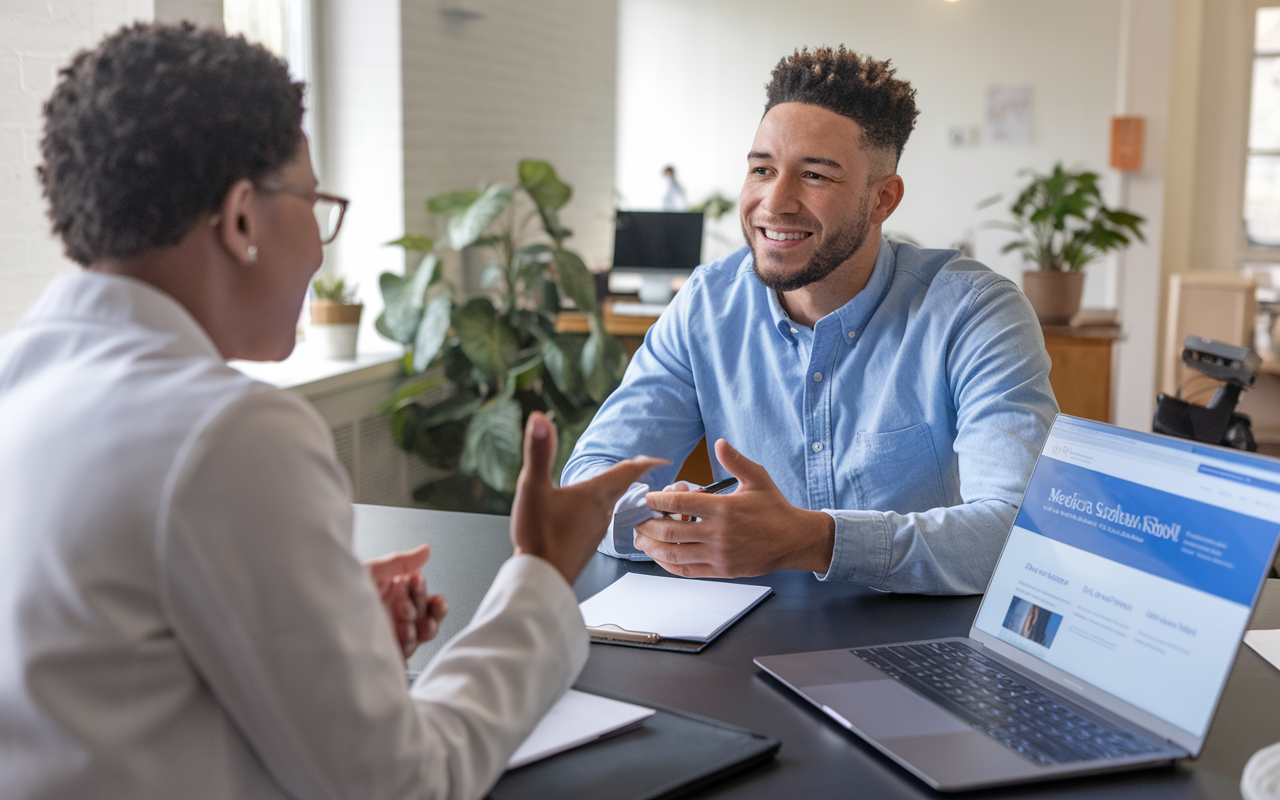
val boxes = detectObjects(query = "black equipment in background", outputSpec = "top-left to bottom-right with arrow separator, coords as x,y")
611,210 -> 704,272
1152,336 -> 1259,451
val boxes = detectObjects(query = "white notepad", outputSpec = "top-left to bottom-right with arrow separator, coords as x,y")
507,689 -> 655,769
1246,629 -> 1280,673
579,573 -> 771,642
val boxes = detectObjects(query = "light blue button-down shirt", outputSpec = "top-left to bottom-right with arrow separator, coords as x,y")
561,239 -> 1058,594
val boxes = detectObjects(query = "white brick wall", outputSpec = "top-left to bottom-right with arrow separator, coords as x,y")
0,0 -> 155,335
0,0 -> 225,336
400,0 -> 617,273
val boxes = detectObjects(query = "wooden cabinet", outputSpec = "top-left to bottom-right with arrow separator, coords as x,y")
1041,323 -> 1120,423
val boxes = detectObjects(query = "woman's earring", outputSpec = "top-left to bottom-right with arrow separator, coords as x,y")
246,245 -> 258,263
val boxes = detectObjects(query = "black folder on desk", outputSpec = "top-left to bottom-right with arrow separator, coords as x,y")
487,688 -> 780,800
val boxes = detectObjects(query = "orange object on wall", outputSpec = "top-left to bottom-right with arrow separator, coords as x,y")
1110,116 -> 1144,171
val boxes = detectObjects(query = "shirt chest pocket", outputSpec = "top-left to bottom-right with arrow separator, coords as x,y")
852,423 -> 947,514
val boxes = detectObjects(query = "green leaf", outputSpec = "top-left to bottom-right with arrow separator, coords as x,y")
480,262 -> 506,291
443,343 -> 478,388
582,316 -> 627,403
506,356 -> 543,398
519,160 -> 573,211
387,401 -> 471,471
461,396 -> 523,494
453,297 -> 519,377
552,410 -> 596,485
374,312 -> 396,343
518,161 -> 574,244
377,373 -> 446,415
409,416 -> 469,471
447,184 -> 513,250
553,248 -> 596,313
427,189 -> 480,215
386,235 -> 435,253
377,254 -> 440,344
541,334 -> 585,405
418,392 -> 485,428
412,294 -> 454,372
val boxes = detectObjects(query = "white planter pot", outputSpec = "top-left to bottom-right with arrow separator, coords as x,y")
310,323 -> 360,360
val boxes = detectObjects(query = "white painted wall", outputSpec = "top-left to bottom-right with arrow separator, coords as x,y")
399,0 -> 618,274
1112,0 -> 1176,431
0,0 -> 154,336
616,0 -> 1125,306
316,0 -> 404,347
0,0 -> 224,337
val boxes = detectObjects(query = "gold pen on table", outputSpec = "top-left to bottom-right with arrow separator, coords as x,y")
586,623 -> 661,644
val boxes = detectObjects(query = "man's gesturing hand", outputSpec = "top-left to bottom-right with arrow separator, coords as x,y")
367,544 -> 449,660
511,412 -> 666,585
635,439 -> 835,578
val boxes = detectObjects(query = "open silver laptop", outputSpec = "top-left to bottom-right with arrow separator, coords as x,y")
756,415 -> 1280,791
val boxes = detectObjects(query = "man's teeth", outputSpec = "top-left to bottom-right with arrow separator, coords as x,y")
763,229 -> 810,241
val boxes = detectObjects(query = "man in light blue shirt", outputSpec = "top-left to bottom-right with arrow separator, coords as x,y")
561,46 -> 1058,594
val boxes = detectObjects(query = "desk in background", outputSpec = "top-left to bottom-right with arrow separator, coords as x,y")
353,504 -> 1280,799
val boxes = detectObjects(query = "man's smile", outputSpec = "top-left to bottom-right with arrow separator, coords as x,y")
761,228 -> 813,242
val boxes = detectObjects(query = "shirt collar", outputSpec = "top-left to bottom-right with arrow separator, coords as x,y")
763,236 -> 897,340
25,271 -> 224,360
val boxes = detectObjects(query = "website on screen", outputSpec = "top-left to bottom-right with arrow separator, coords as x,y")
974,419 -> 1280,738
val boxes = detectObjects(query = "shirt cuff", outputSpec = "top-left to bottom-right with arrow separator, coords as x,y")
814,509 -> 892,586
596,481 -> 657,561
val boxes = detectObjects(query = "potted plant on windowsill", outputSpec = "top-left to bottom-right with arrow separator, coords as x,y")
310,276 -> 362,359
1000,163 -> 1146,325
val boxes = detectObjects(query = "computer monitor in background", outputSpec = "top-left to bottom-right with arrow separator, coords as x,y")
609,210 -> 704,304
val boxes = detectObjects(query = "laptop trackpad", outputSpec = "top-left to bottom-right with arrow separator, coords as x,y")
806,680 -> 971,739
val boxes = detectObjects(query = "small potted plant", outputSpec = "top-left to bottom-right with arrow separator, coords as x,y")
1000,163 -> 1146,325
310,275 -> 362,359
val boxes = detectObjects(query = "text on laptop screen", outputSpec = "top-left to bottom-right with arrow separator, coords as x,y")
974,417 -> 1280,738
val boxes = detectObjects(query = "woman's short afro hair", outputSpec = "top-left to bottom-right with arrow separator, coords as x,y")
764,46 -> 919,170
38,22 -> 305,266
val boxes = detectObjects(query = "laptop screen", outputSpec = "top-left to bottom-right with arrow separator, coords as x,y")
973,416 -> 1280,738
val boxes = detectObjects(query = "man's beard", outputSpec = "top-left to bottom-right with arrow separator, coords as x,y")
744,195 -> 871,293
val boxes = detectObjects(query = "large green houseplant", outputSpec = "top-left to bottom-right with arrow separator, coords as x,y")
1000,163 -> 1146,325
376,160 -> 629,513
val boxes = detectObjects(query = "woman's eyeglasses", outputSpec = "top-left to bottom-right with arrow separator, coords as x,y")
256,182 -> 350,245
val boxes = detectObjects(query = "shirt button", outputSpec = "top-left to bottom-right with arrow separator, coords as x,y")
812,442 -> 823,453
848,331 -> 857,340
813,372 -> 822,382
790,327 -> 798,334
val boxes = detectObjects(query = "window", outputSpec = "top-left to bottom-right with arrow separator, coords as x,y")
224,0 -> 318,150
1245,7 -> 1280,246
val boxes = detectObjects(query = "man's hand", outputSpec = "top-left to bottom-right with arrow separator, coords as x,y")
367,544 -> 449,660
635,439 -> 835,578
512,412 -> 666,585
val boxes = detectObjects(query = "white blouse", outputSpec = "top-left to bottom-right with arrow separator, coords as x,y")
0,272 -> 587,799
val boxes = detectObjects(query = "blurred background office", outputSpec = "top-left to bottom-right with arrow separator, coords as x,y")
0,0 -> 1269,497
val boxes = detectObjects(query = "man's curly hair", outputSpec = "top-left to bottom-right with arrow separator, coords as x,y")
765,46 -> 919,171
39,22 -> 305,266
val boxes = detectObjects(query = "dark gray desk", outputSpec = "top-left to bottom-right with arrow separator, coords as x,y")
352,504 -> 1280,799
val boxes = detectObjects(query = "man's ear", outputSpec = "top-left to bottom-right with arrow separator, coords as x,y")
214,179 -> 259,266
870,173 -> 905,224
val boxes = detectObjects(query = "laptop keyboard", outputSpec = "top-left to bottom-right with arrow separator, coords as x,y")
853,641 -> 1165,766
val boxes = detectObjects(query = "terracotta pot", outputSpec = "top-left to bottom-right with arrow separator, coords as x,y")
309,301 -> 363,359
310,299 -> 363,325
1022,270 -> 1084,326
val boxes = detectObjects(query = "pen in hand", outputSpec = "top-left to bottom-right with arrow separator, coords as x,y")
662,477 -> 738,520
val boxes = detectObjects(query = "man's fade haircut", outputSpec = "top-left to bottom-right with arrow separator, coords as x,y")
764,46 -> 919,173
39,22 -> 305,266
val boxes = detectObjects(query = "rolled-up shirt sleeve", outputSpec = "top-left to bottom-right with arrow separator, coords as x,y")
159,389 -> 587,800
